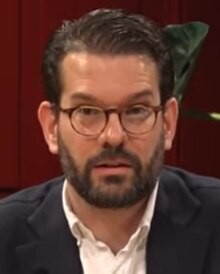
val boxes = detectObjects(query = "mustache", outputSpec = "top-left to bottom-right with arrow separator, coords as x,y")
87,146 -> 141,170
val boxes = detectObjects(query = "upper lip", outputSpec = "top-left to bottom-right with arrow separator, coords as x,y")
95,159 -> 132,167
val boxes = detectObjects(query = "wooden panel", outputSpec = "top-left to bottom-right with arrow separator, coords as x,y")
179,119 -> 220,177
20,0 -> 142,188
20,0 -> 61,188
0,189 -> 16,198
139,0 -> 181,24
0,1 -> 20,188
180,0 -> 220,110
177,0 -> 220,178
44,0 -> 141,35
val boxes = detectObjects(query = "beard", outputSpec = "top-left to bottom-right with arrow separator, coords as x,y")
58,133 -> 164,209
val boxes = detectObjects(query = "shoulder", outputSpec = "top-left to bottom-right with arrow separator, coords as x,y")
162,166 -> 220,205
0,176 -> 64,221
162,166 -> 220,189
0,177 -> 64,272
162,165 -> 220,187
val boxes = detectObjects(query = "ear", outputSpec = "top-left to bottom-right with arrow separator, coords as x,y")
163,97 -> 179,151
38,101 -> 59,155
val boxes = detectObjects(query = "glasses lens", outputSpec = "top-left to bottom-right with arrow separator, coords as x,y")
72,106 -> 105,135
122,105 -> 156,134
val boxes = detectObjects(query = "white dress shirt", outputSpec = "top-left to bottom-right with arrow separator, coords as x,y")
62,180 -> 158,274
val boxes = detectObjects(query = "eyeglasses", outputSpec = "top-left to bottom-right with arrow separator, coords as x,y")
52,104 -> 163,136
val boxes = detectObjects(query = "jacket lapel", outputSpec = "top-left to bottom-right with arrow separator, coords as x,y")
16,182 -> 83,274
147,169 -> 210,274
16,169 -> 212,274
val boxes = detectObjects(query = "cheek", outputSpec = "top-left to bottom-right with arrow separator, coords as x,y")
128,137 -> 154,163
128,126 -> 164,163
59,123 -> 97,166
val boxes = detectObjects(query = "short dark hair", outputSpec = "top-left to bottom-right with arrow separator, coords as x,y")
42,8 -> 174,105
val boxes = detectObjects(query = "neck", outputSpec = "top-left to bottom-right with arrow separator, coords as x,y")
66,183 -> 148,254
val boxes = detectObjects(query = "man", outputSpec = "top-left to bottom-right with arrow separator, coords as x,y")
1,8 -> 220,274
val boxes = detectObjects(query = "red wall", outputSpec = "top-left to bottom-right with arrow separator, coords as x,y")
1,0 -> 220,195
0,2 -> 20,190
177,0 -> 220,176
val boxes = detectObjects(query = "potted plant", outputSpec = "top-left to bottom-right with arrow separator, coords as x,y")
164,22 -> 220,121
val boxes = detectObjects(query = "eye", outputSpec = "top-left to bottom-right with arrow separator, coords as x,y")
125,105 -> 152,117
76,106 -> 102,116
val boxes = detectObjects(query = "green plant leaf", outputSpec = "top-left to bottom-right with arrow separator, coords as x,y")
209,112 -> 220,121
181,109 -> 220,122
164,22 -> 209,103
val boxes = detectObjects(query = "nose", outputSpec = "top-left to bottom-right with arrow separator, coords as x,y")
98,113 -> 127,147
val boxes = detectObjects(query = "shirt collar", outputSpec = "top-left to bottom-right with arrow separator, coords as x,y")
62,179 -> 159,246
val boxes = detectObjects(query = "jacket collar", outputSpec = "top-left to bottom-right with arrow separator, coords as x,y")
147,168 -> 210,274
16,168 -> 210,274
16,181 -> 83,274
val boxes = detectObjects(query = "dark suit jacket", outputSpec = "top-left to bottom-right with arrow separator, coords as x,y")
1,166 -> 220,274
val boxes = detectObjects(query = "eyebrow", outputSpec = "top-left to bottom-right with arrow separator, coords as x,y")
69,92 -> 99,103
69,89 -> 154,104
127,89 -> 154,102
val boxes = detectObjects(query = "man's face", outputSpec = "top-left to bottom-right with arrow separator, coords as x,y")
41,53 -> 177,208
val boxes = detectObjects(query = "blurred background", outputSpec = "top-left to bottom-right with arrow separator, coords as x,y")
1,0 -> 219,197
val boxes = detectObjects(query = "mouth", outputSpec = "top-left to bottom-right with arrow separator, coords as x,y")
93,159 -> 132,175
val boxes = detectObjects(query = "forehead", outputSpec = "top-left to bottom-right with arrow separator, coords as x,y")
59,52 -> 160,106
